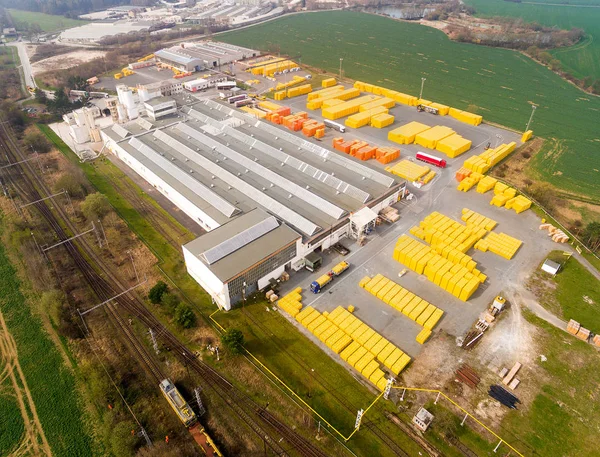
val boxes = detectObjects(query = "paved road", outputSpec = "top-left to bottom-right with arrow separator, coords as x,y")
8,41 -> 36,89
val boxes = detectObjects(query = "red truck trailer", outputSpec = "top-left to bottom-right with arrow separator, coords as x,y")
416,151 -> 447,168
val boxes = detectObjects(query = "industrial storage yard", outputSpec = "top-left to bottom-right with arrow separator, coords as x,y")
3,4 -> 600,455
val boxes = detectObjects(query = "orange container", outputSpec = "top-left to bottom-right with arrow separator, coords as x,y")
315,128 -> 325,139
272,114 -> 281,124
333,137 -> 344,148
296,111 -> 308,119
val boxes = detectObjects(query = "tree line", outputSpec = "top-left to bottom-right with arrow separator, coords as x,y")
0,0 -> 154,17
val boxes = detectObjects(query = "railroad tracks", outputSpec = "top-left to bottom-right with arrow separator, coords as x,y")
0,121 -> 328,457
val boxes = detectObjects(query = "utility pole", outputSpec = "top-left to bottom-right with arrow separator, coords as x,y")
194,387 -> 206,416
419,77 -> 426,100
525,104 -> 537,131
128,250 -> 139,283
339,58 -> 343,80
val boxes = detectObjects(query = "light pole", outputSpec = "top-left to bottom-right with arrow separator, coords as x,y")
339,58 -> 343,80
525,104 -> 537,131
419,77 -> 426,100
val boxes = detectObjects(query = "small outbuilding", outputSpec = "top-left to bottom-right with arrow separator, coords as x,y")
541,259 -> 561,276
412,407 -> 434,432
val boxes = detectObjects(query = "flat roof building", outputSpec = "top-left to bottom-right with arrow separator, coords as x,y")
101,98 -> 405,309
155,41 -> 259,72
144,97 -> 178,120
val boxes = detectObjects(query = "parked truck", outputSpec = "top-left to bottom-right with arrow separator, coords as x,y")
416,151 -> 447,168
310,261 -> 350,293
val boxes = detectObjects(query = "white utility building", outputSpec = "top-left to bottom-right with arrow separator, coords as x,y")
144,97 -> 178,120
101,98 -> 405,310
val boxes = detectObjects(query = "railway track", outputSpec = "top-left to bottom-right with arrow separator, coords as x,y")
0,121 -> 328,457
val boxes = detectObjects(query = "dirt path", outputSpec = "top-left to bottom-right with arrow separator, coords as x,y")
0,310 -> 52,457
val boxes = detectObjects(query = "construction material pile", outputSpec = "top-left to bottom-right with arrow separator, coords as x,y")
567,319 -> 593,342
258,101 -> 326,138
475,232 -> 522,260
521,130 -> 533,142
388,122 -> 472,157
274,82 -> 312,100
354,81 -> 482,125
456,170 -> 532,215
322,77 -> 337,88
448,107 -> 482,126
539,223 -> 569,243
488,385 -> 520,409
322,95 -> 382,120
360,274 -> 444,344
250,58 -> 297,77
307,87 -> 359,110
332,137 -> 399,163
463,142 -> 516,174
277,287 -> 303,317
386,159 -> 430,182
293,305 -> 411,390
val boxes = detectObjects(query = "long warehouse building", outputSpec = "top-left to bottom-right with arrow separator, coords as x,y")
101,98 -> 405,310
155,41 -> 260,72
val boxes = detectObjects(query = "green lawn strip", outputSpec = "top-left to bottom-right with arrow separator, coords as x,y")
0,388 -> 25,455
0,222 -> 93,456
503,310 -> 600,457
543,251 -> 600,329
218,11 -> 600,200
8,9 -> 88,32
423,402 -> 497,456
215,302 -> 425,457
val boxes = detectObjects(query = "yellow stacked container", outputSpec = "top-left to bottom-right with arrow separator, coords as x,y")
371,113 -> 394,128
388,122 -> 431,144
321,95 -> 380,119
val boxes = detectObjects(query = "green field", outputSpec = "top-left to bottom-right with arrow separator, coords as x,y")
466,0 -> 600,81
219,11 -> 600,200
0,221 -> 93,456
8,9 -> 87,32
0,390 -> 25,455
537,251 -> 600,330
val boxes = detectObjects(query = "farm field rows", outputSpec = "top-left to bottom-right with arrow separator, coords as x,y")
465,0 -> 600,81
219,11 -> 600,200
0,223 -> 93,456
8,9 -> 88,32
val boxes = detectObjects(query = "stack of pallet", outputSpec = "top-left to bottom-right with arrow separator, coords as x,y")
354,81 -> 418,106
505,195 -> 532,214
277,288 -> 303,317
490,184 -> 517,207
332,138 -> 400,164
388,122 -> 430,145
379,206 -> 400,222
521,130 -> 533,142
457,171 -> 484,192
322,77 -> 337,88
476,176 -> 498,193
462,142 -> 516,174
360,274 -> 443,343
460,208 -> 498,231
539,223 -> 569,243
385,159 -> 430,182
448,108 -> 482,126
422,171 -> 436,184
293,305 -> 411,390
306,87 -> 359,110
475,232 -> 523,260
393,234 -> 483,301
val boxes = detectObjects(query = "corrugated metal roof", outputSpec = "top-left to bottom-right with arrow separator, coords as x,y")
155,49 -> 199,66
201,216 -> 279,265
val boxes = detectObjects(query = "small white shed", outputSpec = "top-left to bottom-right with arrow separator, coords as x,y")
541,259 -> 561,276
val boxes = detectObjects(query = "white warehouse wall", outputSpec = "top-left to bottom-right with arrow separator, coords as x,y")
183,245 -> 231,310
102,132 -> 221,232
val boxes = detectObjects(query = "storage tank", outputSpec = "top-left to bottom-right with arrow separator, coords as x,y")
117,103 -> 128,122
127,105 -> 139,120
116,84 -> 135,111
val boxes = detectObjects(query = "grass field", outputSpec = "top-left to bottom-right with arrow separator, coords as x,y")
0,389 -> 25,455
538,251 -> 600,329
0,221 -> 93,456
219,11 -> 600,201
466,0 -> 600,81
502,311 -> 600,457
8,9 -> 87,32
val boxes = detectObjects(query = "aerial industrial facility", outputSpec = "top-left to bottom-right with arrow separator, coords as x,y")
101,99 -> 404,309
